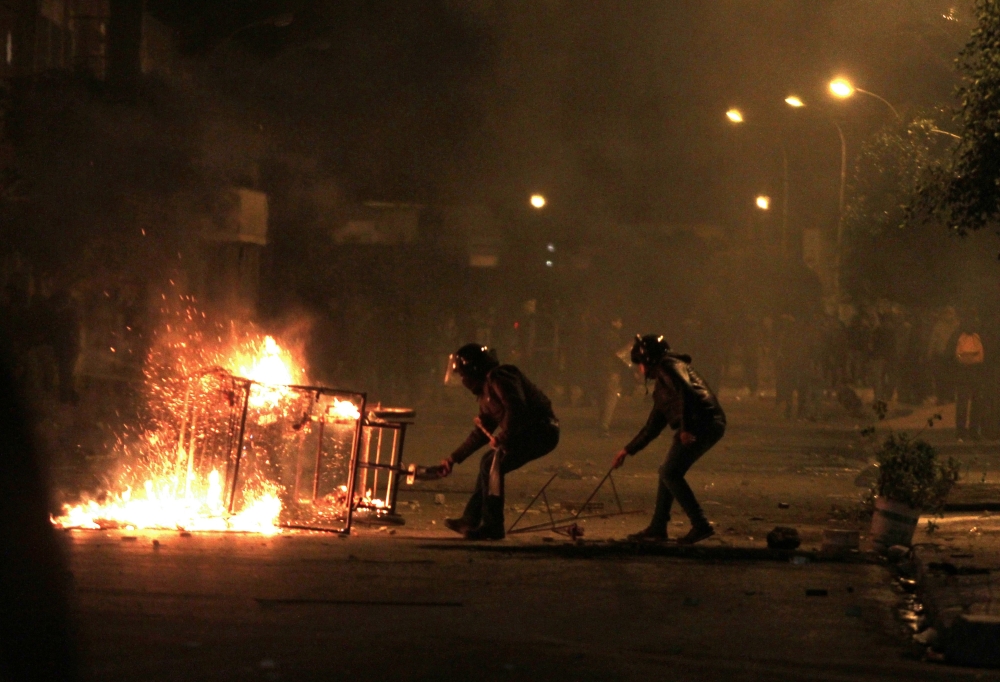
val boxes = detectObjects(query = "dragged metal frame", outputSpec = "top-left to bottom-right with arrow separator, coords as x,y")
507,465 -> 644,536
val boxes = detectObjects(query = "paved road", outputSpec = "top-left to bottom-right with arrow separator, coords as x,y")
63,393 -> 1000,680
67,530 -> 991,682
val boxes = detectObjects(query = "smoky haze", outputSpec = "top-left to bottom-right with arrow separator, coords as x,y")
0,0 -> 985,413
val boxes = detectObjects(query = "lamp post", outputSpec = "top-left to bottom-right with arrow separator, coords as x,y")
784,94 -> 848,302
726,108 -> 789,253
829,78 -> 901,121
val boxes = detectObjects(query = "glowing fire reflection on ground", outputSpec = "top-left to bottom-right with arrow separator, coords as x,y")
52,304 -> 318,535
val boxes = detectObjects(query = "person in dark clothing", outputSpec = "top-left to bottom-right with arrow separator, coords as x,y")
611,334 -> 726,545
0,355 -> 79,681
953,316 -> 986,440
439,343 -> 559,540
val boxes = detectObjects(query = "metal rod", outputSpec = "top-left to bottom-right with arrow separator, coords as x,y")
343,395 -> 367,533
183,397 -> 203,498
311,419 -> 326,502
280,523 -> 350,535
507,473 -> 558,533
508,509 -> 645,535
358,426 -> 372,500
293,429 -> 304,503
383,428 -> 400,512
386,424 -> 407,514
608,472 -> 624,514
175,382 -> 194,472
571,465 -> 616,520
371,426 -> 384,500
542,490 -> 556,527
226,381 -> 252,514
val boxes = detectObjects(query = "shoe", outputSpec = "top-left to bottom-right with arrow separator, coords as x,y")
464,496 -> 505,540
676,524 -> 714,545
445,517 -> 474,535
464,523 -> 504,540
626,526 -> 668,542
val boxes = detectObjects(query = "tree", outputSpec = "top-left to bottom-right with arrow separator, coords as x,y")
842,111 -> 996,305
924,0 -> 1000,233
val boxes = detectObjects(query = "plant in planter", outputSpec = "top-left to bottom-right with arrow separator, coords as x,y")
862,402 -> 960,551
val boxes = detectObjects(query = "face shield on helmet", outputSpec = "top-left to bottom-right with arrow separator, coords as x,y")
443,353 -> 464,387
615,342 -> 634,368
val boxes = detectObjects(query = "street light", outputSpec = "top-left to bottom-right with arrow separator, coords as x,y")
727,107 -> 789,251
530,194 -> 546,209
828,77 -> 901,121
829,78 -> 854,98
756,195 -> 771,210
785,95 -> 848,302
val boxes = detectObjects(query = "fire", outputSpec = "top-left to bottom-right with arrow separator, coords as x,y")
329,398 -> 361,421
232,335 -> 303,409
54,470 -> 283,535
52,319 -> 322,535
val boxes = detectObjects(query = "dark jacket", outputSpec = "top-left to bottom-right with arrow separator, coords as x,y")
450,364 -> 557,463
624,352 -> 726,455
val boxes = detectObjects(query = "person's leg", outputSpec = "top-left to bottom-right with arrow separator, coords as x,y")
956,372 -> 970,438
626,434 -> 679,540
628,455 -> 675,540
466,424 -> 559,539
970,371 -> 983,438
446,450 -> 491,534
662,426 -> 724,542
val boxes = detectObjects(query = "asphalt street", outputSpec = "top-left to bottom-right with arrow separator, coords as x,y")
64,391 -> 1000,681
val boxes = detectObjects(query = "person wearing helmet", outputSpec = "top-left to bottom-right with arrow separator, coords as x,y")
611,334 -> 726,544
439,343 -> 559,540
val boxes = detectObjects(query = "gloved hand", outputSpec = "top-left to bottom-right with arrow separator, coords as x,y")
611,448 -> 629,469
439,458 -> 455,477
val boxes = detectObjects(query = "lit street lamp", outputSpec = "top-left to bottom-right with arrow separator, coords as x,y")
829,77 -> 901,121
727,108 -> 789,252
783,94 -> 848,302
530,194 -> 546,209
755,195 -> 771,210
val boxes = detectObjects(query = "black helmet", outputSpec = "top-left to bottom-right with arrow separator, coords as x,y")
445,343 -> 499,385
630,334 -> 670,366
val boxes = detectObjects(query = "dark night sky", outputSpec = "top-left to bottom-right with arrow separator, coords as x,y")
148,0 -> 971,233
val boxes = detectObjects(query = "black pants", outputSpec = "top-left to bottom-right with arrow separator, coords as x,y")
956,366 -> 983,436
649,422 -> 725,532
461,421 -> 559,528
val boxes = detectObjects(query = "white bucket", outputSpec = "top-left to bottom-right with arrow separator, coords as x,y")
870,496 -> 919,551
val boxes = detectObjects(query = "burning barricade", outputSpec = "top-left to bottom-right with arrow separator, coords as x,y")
53,312 -> 416,535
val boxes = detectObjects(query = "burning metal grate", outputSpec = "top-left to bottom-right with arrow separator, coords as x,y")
52,316 -> 419,535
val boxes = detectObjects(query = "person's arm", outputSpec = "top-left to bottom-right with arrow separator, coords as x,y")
488,369 -> 529,448
622,408 -> 670,456
448,426 -> 491,465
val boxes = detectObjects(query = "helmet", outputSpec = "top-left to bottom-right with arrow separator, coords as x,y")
630,334 -> 670,366
444,343 -> 499,385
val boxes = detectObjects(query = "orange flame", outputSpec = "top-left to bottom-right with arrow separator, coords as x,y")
52,326 -> 317,534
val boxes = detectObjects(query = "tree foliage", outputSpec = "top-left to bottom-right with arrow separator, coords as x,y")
842,113 -> 967,303
923,0 -> 1000,233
